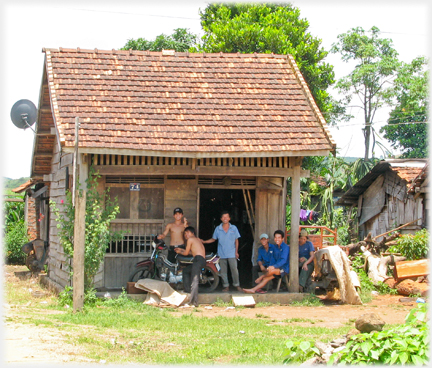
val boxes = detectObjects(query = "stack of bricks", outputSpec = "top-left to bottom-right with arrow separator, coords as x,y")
26,195 -> 38,240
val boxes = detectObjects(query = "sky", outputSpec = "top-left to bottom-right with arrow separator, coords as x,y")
0,0 -> 430,180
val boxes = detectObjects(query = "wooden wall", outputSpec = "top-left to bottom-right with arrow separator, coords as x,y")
164,178 -> 198,244
360,170 -> 421,239
253,177 -> 285,263
46,138 -> 73,288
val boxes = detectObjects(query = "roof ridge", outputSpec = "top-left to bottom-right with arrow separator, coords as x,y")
42,47 -> 292,58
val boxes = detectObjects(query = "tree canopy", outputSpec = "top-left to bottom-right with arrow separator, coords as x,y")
380,57 -> 429,158
199,3 -> 335,116
331,26 -> 400,160
121,28 -> 198,52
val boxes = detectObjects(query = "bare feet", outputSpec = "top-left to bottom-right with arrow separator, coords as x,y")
236,286 -> 243,292
222,287 -> 229,292
242,288 -> 256,294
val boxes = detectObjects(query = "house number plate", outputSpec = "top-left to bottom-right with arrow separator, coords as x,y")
129,183 -> 140,191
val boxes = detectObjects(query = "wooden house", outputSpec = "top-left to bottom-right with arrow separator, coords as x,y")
28,48 -> 335,291
336,159 -> 428,240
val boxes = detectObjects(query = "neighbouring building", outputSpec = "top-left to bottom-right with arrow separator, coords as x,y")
336,159 -> 428,240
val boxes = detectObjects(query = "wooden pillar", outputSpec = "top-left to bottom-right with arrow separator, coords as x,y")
72,116 -> 88,312
288,157 -> 301,292
73,189 -> 86,311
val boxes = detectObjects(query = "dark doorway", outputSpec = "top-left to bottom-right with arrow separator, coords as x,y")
199,188 -> 255,289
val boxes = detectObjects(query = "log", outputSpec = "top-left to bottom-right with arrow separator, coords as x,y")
394,259 -> 429,282
395,279 -> 429,297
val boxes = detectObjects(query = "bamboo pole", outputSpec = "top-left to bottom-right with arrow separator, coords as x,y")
373,218 -> 421,241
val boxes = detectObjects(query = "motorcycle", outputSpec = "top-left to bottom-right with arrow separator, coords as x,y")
128,236 -> 221,292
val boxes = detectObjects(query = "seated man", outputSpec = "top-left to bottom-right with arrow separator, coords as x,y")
298,229 -> 315,293
243,230 -> 289,294
251,233 -> 274,288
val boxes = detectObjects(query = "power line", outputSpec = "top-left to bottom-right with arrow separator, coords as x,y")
329,121 -> 428,128
52,6 -> 201,20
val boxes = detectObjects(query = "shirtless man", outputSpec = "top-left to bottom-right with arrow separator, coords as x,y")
174,226 -> 206,307
158,207 -> 188,263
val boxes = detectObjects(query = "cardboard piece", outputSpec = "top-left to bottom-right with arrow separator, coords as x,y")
232,295 -> 256,307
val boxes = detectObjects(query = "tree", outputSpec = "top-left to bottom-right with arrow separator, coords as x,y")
50,169 -> 122,291
121,28 -> 198,52
380,57 -> 429,158
331,26 -> 400,160
199,3 -> 335,116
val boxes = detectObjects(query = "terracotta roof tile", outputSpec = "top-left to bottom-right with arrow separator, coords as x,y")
43,49 -> 336,155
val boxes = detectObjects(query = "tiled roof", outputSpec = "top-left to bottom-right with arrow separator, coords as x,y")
391,166 -> 423,186
43,48 -> 336,156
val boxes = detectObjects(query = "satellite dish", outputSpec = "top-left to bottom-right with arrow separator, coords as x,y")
10,99 -> 37,131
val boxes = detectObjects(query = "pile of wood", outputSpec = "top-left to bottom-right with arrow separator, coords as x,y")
346,221 -> 429,297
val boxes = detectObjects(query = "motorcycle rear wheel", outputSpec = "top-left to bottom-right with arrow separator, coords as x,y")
199,265 -> 219,293
128,266 -> 153,283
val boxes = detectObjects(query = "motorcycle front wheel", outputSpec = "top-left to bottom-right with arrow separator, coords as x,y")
199,265 -> 219,293
128,266 -> 153,283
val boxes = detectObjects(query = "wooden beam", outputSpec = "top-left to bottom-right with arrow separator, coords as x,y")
288,159 -> 301,292
93,165 -> 310,178
62,146 -> 332,159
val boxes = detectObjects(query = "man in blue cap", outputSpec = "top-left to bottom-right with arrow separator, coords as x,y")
251,233 -> 274,291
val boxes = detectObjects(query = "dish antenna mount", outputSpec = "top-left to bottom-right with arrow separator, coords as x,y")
10,99 -> 37,133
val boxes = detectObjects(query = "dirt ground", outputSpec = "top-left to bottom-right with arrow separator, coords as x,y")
2,265 -> 419,365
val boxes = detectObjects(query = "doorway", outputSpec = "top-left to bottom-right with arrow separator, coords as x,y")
199,188 -> 255,288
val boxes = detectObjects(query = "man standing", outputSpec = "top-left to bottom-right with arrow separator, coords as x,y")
243,230 -> 289,294
298,229 -> 315,293
202,211 -> 242,292
158,207 -> 188,263
251,234 -> 274,288
174,226 -> 206,307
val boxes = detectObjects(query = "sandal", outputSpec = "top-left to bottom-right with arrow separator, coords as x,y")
256,289 -> 267,294
222,287 -> 229,292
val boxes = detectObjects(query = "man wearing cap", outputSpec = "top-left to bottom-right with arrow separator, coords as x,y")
243,230 -> 289,294
202,210 -> 242,292
158,208 -> 188,263
298,229 -> 315,293
251,233 -> 274,289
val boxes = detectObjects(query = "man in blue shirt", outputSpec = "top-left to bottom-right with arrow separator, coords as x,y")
202,211 -> 242,292
243,230 -> 289,294
298,229 -> 315,292
251,233 -> 274,288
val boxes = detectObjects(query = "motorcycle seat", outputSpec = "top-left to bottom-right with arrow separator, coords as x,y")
177,253 -> 216,263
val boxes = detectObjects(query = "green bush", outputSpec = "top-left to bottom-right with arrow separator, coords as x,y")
387,229 -> 429,260
329,303 -> 429,365
3,200 -> 28,264
4,220 -> 28,264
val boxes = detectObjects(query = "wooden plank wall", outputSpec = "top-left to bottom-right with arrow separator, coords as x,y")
47,139 -> 74,288
359,174 -> 385,225
253,177 -> 284,264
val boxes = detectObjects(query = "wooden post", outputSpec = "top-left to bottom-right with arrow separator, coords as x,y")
72,117 -> 88,312
73,189 -> 86,312
288,158 -> 301,292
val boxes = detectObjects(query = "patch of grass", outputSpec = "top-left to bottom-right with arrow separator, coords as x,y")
256,301 -> 279,307
284,317 -> 316,323
255,313 -> 270,318
212,297 -> 233,307
290,293 -> 323,307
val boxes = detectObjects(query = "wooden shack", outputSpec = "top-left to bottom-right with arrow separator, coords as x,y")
336,159 -> 428,240
28,48 -> 336,291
